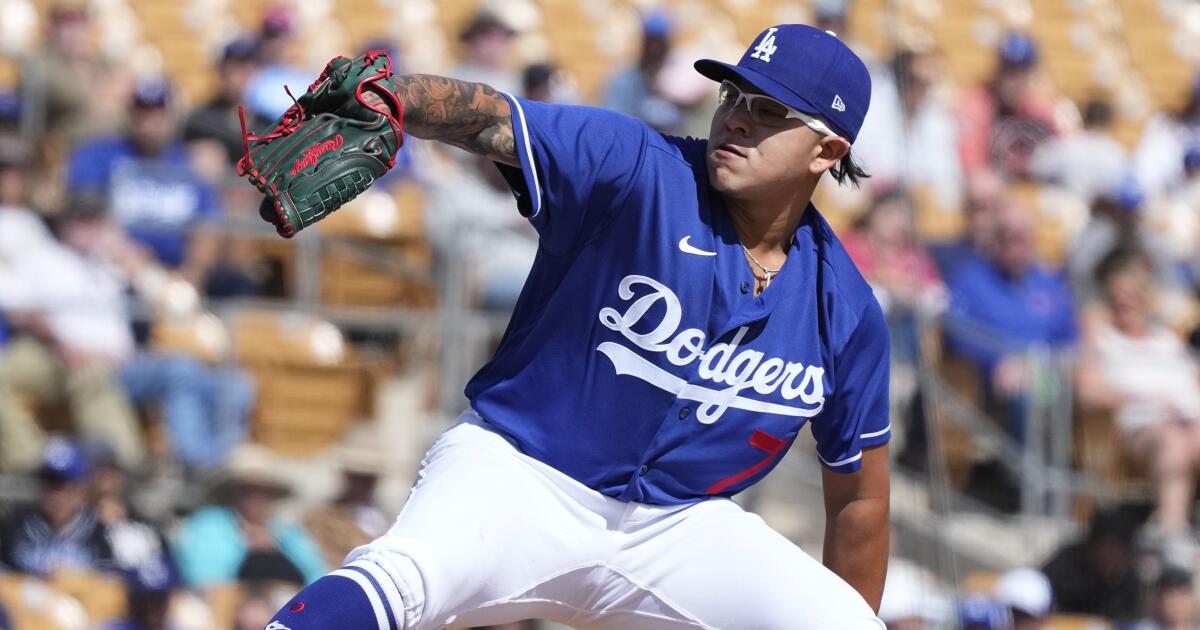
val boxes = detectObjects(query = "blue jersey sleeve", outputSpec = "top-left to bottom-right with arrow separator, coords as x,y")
497,94 -> 651,255
810,300 -> 891,473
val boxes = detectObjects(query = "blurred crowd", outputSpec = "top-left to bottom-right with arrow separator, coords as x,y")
0,0 -> 1199,628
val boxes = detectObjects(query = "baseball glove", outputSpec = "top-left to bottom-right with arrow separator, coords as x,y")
236,50 -> 405,238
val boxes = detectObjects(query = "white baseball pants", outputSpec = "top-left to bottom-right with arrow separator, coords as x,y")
343,410 -> 885,629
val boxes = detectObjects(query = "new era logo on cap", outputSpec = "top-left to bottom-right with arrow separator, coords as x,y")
693,24 -> 872,142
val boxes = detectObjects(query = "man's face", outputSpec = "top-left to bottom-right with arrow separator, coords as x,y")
129,106 -> 174,155
39,479 -> 88,528
990,206 -> 1035,277
221,59 -> 257,100
0,166 -> 27,206
705,80 -> 834,201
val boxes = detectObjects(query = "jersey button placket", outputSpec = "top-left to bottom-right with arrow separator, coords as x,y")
739,281 -> 751,294
678,407 -> 691,420
638,465 -> 649,476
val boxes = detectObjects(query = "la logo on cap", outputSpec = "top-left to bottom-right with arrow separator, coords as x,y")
832,95 -> 846,111
751,27 -> 779,62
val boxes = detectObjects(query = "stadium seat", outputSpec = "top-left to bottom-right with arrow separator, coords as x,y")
1044,613 -> 1115,630
48,570 -> 127,625
233,312 -> 381,455
0,573 -> 86,630
959,569 -> 1000,594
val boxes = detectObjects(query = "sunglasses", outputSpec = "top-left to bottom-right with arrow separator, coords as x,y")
717,80 -> 836,136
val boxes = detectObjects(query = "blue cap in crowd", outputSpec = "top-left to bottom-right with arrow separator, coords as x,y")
999,32 -> 1038,68
1109,175 -> 1144,212
1184,144 -> 1200,172
0,92 -> 19,124
642,10 -> 674,38
132,77 -> 173,109
959,595 -> 1011,630
125,557 -> 178,594
222,37 -> 259,63
694,24 -> 872,142
39,437 -> 91,483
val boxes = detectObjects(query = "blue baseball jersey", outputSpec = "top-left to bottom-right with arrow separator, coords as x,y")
464,95 -> 891,506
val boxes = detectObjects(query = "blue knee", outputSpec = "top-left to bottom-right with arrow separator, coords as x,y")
267,566 -> 404,630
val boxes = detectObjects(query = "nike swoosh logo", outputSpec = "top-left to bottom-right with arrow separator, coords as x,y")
679,236 -> 716,256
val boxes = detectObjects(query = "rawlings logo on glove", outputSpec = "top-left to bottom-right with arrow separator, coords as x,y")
236,50 -> 404,238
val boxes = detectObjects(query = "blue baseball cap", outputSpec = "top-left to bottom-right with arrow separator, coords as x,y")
1184,144 -> 1200,171
959,595 -> 1011,629
132,76 -> 173,109
999,32 -> 1038,68
39,437 -> 91,483
1109,174 -> 1144,212
694,24 -> 872,142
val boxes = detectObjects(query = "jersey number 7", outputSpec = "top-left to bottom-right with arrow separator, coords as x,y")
705,429 -> 791,494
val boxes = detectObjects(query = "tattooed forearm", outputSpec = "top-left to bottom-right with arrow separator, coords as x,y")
394,75 -> 518,166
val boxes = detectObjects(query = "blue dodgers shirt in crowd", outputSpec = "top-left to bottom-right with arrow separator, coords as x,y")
66,138 -> 219,267
464,96 -> 891,505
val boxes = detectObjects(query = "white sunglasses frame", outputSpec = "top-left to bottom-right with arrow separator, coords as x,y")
717,80 -> 838,137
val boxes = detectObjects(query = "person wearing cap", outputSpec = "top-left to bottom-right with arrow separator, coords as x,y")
64,75 -> 223,290
0,184 -> 147,473
994,567 -> 1052,629
172,443 -> 325,589
1133,71 -> 1200,199
450,9 -> 521,97
1067,175 -> 1184,308
959,595 -> 1012,630
102,556 -> 181,630
956,31 -> 1062,178
262,22 -> 889,630
302,424 -> 391,569
18,0 -> 107,145
1029,96 -> 1129,202
243,4 -> 319,121
0,437 -> 116,576
602,9 -> 688,133
184,37 -> 262,170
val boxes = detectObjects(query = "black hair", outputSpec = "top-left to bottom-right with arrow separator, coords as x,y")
1093,245 -> 1150,288
1082,98 -> 1113,129
828,149 -> 869,188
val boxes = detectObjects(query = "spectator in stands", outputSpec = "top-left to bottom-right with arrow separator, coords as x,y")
959,595 -> 1011,630
104,556 -> 180,630
303,424 -> 389,569
994,567 -> 1053,630
1148,145 -> 1200,278
183,37 -> 261,176
1042,507 -> 1141,622
603,10 -> 686,133
243,5 -> 314,121
877,559 -> 952,629
1120,567 -> 1197,630
0,192 -> 254,473
451,10 -> 521,97
1134,71 -> 1200,198
812,0 -> 877,66
173,444 -> 325,589
957,32 -> 1061,179
929,168 -> 1006,277
18,0 -> 107,146
944,202 -> 1076,444
842,187 -> 944,459
90,443 -> 175,580
523,62 -> 577,105
0,188 -> 146,472
855,48 -> 963,210
1067,176 -> 1181,307
1030,97 -> 1128,202
1075,248 -> 1200,552
0,600 -> 9,630
0,438 -> 114,575
426,153 -> 538,311
65,77 -> 222,288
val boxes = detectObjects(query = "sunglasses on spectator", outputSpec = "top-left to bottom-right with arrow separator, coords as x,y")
717,80 -> 837,136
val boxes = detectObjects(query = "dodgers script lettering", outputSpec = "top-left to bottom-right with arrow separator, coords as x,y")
597,275 -> 825,424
